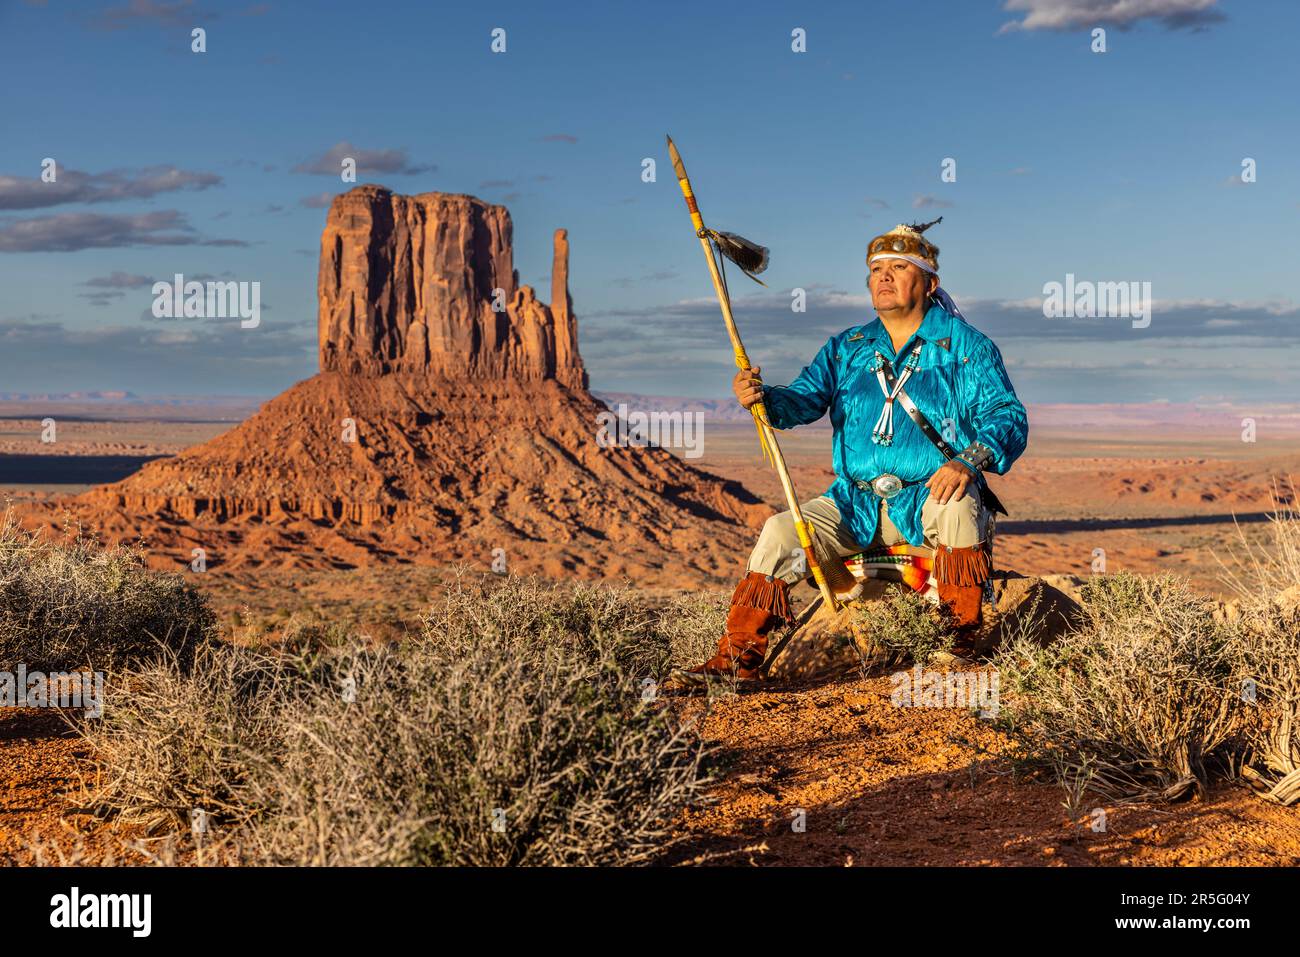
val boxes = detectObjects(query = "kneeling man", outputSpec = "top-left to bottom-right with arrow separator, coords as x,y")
682,220 -> 1029,682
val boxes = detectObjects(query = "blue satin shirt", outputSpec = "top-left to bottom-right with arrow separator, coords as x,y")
760,303 -> 1028,548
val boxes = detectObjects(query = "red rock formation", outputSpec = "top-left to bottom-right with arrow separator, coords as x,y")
36,186 -> 767,584
76,373 -> 765,579
318,186 -> 586,389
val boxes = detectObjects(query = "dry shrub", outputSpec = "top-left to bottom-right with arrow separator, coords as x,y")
86,642 -> 301,833
1233,602 -> 1300,804
1219,482 -> 1300,597
991,501 -> 1300,807
1219,497 -> 1300,805
82,572 -> 711,865
994,572 -> 1244,802
852,587 -> 951,666
0,510 -> 215,672
656,590 -> 729,669
425,574 -> 669,676
424,574 -> 730,677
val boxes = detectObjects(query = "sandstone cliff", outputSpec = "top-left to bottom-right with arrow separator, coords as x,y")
317,186 -> 586,389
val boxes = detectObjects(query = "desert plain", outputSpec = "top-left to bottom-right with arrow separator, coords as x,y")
2,395 -> 1298,867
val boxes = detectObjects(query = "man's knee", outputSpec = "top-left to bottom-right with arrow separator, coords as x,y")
757,510 -> 797,548
924,489 -> 985,547
933,489 -> 981,517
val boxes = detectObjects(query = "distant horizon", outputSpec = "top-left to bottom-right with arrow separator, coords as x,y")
8,388 -> 1300,417
7,387 -> 1300,408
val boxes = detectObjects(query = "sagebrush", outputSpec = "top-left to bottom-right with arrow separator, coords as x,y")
84,573 -> 717,865
0,511 -> 214,672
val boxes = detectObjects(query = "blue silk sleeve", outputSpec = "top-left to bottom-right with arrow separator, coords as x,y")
760,337 -> 836,429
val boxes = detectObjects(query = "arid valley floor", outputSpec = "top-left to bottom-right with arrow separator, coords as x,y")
2,401 -> 1299,865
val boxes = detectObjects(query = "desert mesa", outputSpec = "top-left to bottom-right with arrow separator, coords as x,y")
16,185 -> 770,583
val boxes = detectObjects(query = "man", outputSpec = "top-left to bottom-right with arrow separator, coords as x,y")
680,219 -> 1028,683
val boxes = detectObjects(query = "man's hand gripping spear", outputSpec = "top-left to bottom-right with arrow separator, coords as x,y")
666,135 -> 841,613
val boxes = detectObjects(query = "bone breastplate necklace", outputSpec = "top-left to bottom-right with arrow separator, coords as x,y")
869,344 -> 922,446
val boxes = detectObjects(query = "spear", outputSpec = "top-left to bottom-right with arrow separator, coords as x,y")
666,134 -> 840,611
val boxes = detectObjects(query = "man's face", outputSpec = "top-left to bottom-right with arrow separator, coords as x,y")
869,258 -> 933,314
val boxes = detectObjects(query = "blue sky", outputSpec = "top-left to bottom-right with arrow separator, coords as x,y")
1,0 -> 1297,405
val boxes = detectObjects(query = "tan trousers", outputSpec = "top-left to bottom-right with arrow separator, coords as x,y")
748,489 -> 990,585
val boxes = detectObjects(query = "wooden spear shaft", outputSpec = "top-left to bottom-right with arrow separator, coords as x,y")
666,135 -> 838,611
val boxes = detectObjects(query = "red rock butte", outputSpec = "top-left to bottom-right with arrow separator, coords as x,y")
318,186 -> 585,388
54,185 -> 766,582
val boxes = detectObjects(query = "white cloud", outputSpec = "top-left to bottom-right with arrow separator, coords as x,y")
1000,0 -> 1224,32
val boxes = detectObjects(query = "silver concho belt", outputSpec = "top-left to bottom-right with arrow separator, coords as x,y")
854,473 -> 907,499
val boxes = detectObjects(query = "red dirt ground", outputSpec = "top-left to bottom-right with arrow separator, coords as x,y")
0,709 -> 151,866
6,668 -> 1296,867
665,669 -> 1300,867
